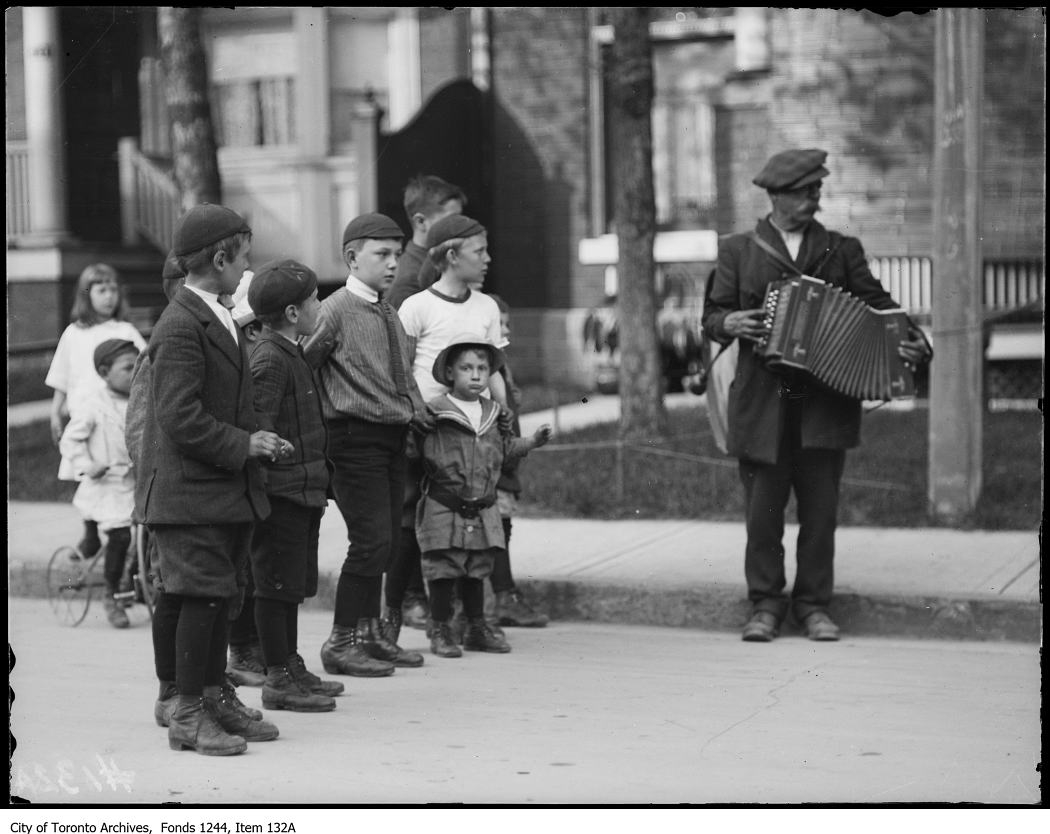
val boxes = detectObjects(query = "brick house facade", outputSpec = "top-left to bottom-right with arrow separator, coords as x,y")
415,8 -> 1043,386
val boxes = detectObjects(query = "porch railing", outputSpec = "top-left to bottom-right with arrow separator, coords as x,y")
869,256 -> 1044,319
117,137 -> 180,253
6,141 -> 31,239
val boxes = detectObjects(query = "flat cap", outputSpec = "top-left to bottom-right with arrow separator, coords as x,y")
93,338 -> 139,372
162,249 -> 185,281
432,333 -> 505,386
753,149 -> 829,192
172,203 -> 251,257
342,213 -> 404,246
248,259 -> 319,317
426,214 -> 486,250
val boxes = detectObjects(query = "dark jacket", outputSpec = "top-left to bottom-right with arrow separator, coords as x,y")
416,394 -> 533,554
135,286 -> 269,524
701,217 -> 900,464
250,332 -> 331,507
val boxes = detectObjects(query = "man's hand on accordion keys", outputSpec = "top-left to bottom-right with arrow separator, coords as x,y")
724,309 -> 769,343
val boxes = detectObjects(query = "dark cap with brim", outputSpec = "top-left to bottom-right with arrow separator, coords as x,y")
172,203 -> 251,257
248,259 -> 319,317
432,334 -> 505,386
93,338 -> 139,372
162,249 -> 185,281
753,148 -> 829,192
342,213 -> 404,246
426,215 -> 486,250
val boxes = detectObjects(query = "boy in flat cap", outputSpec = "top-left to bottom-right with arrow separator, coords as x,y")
59,338 -> 140,629
302,212 -> 430,677
246,259 -> 344,711
386,174 -> 467,310
137,203 -> 291,755
415,335 -> 552,657
701,149 -> 932,644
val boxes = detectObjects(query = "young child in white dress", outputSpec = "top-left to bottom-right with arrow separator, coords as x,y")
47,263 -> 145,557
59,338 -> 141,628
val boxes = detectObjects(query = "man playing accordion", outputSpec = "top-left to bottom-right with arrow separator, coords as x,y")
701,148 -> 932,643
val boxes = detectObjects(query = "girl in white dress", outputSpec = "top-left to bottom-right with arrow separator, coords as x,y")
46,263 -> 146,555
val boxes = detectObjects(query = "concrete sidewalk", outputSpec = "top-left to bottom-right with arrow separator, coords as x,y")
6,393 -> 1041,641
7,500 -> 1040,641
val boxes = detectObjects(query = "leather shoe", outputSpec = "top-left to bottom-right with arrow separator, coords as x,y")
741,611 -> 779,642
802,611 -> 840,642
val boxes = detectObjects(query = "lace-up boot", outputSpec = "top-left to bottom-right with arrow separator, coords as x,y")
168,696 -> 246,756
262,666 -> 336,712
287,652 -> 345,696
320,623 -> 395,677
429,620 -> 463,658
364,617 -> 424,668
463,617 -> 511,653
204,684 -> 279,741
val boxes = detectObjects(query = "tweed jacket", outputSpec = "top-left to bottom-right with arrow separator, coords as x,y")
249,332 -> 330,507
415,394 -> 532,554
701,217 -> 900,465
134,285 -> 269,525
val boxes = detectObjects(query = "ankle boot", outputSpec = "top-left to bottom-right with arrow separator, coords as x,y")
365,617 -> 424,668
154,681 -> 178,727
320,623 -> 395,677
227,642 -> 266,687
204,685 -> 279,742
221,674 -> 264,721
287,652 -> 345,697
429,620 -> 463,658
262,666 -> 336,712
168,695 -> 246,756
463,617 -> 511,653
103,586 -> 130,629
381,606 -> 403,645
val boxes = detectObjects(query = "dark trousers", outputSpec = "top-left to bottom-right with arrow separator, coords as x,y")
738,402 -> 846,622
328,418 -> 408,624
386,455 -> 427,609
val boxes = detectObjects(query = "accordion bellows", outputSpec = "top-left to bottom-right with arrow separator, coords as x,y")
757,276 -> 916,401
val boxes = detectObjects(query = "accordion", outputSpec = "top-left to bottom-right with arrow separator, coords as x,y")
756,275 -> 916,401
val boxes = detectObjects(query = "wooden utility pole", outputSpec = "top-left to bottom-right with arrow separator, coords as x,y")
158,7 -> 222,210
605,7 -> 667,442
929,8 -> 984,522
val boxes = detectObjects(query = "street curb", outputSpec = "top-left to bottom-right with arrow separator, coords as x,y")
12,564 -> 1040,643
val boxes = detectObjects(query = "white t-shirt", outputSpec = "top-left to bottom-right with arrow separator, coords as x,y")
447,394 -> 483,432
398,287 -> 505,403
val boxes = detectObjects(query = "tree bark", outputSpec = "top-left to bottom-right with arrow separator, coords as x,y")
158,7 -> 222,210
605,7 -> 666,441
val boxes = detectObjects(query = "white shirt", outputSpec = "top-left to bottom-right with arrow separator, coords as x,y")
448,394 -> 483,432
185,285 -> 239,343
345,274 -> 379,303
398,288 -> 504,403
770,218 -> 804,262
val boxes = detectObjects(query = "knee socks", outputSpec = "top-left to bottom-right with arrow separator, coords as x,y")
152,591 -> 182,683
175,596 -> 229,697
428,578 -> 456,622
254,598 -> 301,668
460,577 -> 485,620
333,573 -> 372,627
228,587 -> 256,649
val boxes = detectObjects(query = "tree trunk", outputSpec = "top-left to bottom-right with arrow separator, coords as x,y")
158,7 -> 222,210
605,7 -> 666,442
